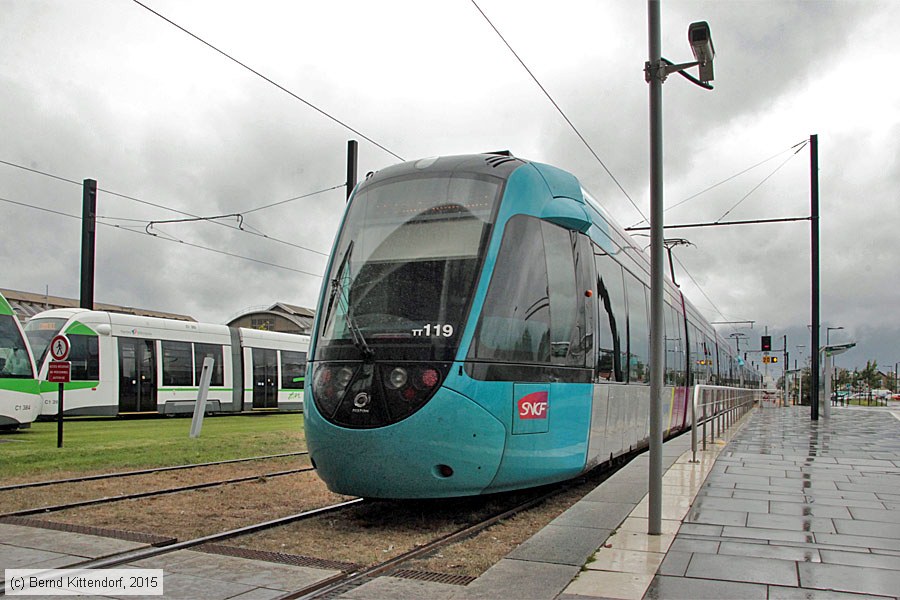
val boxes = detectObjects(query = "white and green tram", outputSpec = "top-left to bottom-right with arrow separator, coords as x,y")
24,308 -> 309,417
0,291 -> 42,429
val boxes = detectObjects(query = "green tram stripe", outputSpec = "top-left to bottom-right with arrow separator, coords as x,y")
65,321 -> 97,336
38,380 -> 100,393
0,379 -> 42,394
0,294 -> 13,316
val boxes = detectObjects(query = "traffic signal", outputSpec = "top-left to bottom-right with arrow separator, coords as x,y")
761,335 -> 772,351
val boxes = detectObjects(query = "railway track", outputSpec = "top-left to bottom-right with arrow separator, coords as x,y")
0,430 -> 688,596
0,451 -> 309,492
276,485 -> 565,600
0,499 -> 365,596
0,465 -> 316,519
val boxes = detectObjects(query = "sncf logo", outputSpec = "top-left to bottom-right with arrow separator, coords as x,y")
517,391 -> 549,420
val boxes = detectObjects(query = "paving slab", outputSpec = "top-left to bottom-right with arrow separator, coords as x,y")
798,562 -> 900,597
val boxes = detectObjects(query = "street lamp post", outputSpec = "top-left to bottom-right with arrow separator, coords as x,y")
894,362 -> 900,394
826,327 -> 843,405
646,2 -> 714,536
796,344 -> 806,405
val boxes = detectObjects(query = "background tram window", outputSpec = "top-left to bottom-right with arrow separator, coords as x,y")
68,334 -> 99,381
470,215 -> 551,364
593,246 -> 626,382
624,274 -> 650,384
161,341 -> 192,386
281,350 -> 307,389
193,343 -> 224,386
0,315 -> 33,378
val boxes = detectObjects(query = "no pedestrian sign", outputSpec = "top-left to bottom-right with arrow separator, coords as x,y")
48,361 -> 71,383
50,334 -> 70,361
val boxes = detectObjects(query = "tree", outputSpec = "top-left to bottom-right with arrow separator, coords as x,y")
860,360 -> 880,391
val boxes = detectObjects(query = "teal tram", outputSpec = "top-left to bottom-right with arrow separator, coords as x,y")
304,153 -> 759,498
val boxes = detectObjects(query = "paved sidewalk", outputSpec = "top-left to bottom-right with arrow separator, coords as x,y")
642,406 -> 900,599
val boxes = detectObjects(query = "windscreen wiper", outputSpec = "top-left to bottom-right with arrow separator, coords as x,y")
326,241 -> 374,361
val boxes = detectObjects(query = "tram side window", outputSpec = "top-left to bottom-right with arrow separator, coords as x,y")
194,343 -> 224,386
161,341 -> 192,386
705,336 -> 718,384
281,351 -> 307,389
0,315 -> 33,378
664,304 -> 686,386
593,247 -> 626,382
624,274 -> 650,384
542,222 -> 582,366
69,334 -> 99,381
688,323 -> 706,385
470,215 -> 551,364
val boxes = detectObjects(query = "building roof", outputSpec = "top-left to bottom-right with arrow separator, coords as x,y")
0,288 -> 195,322
227,302 -> 316,334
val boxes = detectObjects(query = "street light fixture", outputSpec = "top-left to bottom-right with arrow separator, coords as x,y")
826,326 -> 844,345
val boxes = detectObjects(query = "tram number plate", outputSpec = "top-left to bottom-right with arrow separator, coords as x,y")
47,361 -> 71,383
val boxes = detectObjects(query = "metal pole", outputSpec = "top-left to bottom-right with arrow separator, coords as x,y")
56,382 -> 64,448
810,134 -> 820,420
80,179 -> 97,310
691,385 -> 699,462
783,335 -> 787,406
346,140 -> 358,201
190,357 -> 215,438
647,0 -> 665,536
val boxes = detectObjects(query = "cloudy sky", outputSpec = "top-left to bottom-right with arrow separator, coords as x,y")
1,0 -> 898,374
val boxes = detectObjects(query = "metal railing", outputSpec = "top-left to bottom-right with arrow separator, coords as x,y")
690,385 -> 763,462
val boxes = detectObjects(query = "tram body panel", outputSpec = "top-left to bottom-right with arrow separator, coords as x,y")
306,385 -> 506,498
0,291 -> 41,428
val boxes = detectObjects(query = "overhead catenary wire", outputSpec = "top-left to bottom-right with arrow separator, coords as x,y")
129,0 -> 403,162
469,0 -> 648,224
0,194 -> 323,278
628,140 -> 809,229
714,141 -> 808,223
0,157 -> 334,258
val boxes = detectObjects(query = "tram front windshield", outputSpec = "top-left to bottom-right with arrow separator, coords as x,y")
317,173 -> 500,362
24,317 -> 67,365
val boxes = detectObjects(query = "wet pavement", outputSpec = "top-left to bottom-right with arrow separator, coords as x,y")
642,405 -> 900,600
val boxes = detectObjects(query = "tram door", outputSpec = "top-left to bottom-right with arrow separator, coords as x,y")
118,338 -> 157,413
252,349 -> 278,409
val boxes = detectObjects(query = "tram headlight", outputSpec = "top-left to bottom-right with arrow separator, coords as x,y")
336,367 -> 354,389
386,367 -> 408,389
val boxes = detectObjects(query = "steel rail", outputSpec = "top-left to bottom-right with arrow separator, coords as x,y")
0,451 -> 308,492
0,467 -> 315,519
0,498 -> 365,595
278,486 -> 567,600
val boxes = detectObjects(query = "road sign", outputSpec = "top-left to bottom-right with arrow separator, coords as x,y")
50,335 -> 70,361
48,361 -> 71,383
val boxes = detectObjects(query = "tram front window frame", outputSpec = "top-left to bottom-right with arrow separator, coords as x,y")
316,172 -> 502,362
23,317 -> 68,365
